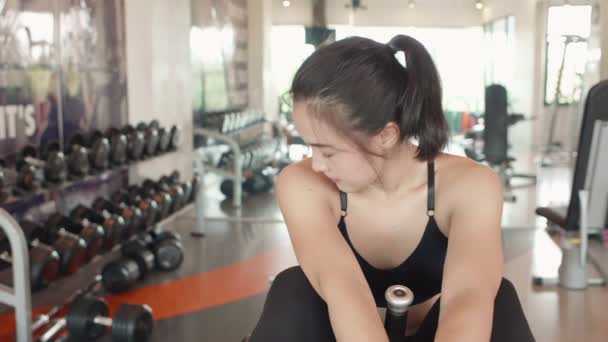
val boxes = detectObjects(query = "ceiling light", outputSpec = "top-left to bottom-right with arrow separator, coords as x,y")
282,0 -> 291,7
475,1 -> 484,10
408,0 -> 416,9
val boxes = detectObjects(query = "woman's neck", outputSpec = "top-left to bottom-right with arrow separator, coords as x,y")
362,143 -> 429,199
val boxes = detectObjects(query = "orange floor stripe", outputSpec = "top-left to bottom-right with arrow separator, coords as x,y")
0,242 -> 298,339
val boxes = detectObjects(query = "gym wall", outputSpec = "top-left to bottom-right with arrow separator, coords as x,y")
124,0 -> 194,183
0,0 -> 129,220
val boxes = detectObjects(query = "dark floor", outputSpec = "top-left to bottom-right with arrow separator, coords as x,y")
1,152 -> 608,342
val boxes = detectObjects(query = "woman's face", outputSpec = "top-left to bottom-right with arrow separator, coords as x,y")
293,101 -> 381,193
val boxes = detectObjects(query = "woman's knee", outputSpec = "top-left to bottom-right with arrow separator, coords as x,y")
249,266 -> 335,341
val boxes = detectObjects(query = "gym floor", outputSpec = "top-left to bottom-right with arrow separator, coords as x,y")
1,152 -> 607,342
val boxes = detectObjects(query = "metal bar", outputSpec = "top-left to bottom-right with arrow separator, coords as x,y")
0,208 -> 32,342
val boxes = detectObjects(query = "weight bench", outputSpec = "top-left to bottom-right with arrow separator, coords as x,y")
534,79 -> 608,289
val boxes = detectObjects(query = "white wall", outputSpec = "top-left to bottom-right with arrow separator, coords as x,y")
601,1 -> 608,79
248,0 -> 277,120
273,0 -> 483,27
124,0 -> 194,182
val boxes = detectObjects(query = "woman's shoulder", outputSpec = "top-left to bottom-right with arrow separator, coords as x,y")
275,158 -> 340,207
435,152 -> 503,200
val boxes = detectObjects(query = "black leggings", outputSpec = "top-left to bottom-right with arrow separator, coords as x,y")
249,266 -> 535,342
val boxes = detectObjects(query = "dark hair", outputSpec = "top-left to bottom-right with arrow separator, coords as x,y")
290,35 -> 449,161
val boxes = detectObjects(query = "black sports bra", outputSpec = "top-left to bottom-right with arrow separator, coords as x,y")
337,161 -> 448,306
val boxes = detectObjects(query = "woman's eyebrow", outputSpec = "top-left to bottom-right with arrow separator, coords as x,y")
308,142 -> 334,148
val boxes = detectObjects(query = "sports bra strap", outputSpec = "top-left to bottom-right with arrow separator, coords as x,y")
427,161 -> 435,217
340,191 -> 348,217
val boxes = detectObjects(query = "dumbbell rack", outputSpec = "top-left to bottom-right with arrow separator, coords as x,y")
0,199 -> 198,342
194,121 -> 282,208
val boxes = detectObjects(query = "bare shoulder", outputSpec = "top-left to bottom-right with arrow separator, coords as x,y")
435,153 -> 503,205
275,158 -> 339,212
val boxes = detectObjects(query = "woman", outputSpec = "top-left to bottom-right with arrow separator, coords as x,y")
249,35 -> 535,342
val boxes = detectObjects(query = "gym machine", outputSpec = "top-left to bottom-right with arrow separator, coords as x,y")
533,80 -> 608,290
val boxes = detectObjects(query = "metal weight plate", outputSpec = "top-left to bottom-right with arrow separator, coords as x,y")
67,296 -> 109,340
111,304 -> 154,342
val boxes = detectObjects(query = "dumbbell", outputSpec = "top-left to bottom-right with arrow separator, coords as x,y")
384,285 -> 414,342
160,171 -> 192,207
68,131 -> 110,171
122,125 -> 146,161
102,242 -> 156,293
111,190 -> 160,229
122,230 -> 184,271
19,220 -> 87,276
142,179 -> 184,213
129,185 -> 172,220
64,136 -> 90,177
136,121 -> 160,157
0,231 -> 60,291
70,205 -> 126,251
45,213 -> 105,262
189,173 -> 200,204
0,158 -> 41,193
169,125 -> 182,150
106,127 -> 128,166
17,141 -> 67,183
92,197 -> 144,237
149,120 -> 171,154
39,296 -> 154,342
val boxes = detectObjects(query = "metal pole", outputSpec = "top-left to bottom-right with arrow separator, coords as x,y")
0,208 -> 32,342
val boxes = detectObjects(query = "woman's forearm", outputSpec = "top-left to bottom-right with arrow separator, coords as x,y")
321,273 -> 388,342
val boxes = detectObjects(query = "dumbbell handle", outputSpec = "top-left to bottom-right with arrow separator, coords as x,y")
24,156 -> 46,167
38,318 -> 66,342
93,315 -> 113,326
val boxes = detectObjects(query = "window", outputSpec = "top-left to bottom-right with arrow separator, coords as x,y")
483,16 -> 516,92
544,5 -> 592,105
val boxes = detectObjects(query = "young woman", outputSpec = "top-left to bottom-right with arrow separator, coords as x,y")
248,35 -> 535,342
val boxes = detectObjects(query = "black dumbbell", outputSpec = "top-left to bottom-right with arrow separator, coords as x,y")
38,296 -> 154,342
0,231 -> 60,291
111,190 -> 160,230
123,230 -> 184,271
92,197 -> 144,237
384,285 -> 414,342
19,220 -> 87,276
189,173 -> 200,204
243,172 -> 274,195
136,122 -> 160,157
0,158 -> 41,193
129,185 -> 172,220
105,127 -> 128,166
169,125 -> 182,150
102,243 -> 156,293
122,125 -> 146,161
68,132 -> 110,171
70,205 -> 126,251
45,213 -> 105,262
64,136 -> 90,177
143,179 -> 184,213
17,141 -> 67,183
160,171 -> 192,207
149,121 -> 171,154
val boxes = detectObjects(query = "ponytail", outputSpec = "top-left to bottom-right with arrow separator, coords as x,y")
386,35 -> 449,161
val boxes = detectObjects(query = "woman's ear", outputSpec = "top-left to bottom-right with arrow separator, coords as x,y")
373,122 -> 401,151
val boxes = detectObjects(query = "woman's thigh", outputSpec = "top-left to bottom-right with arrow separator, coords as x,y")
412,278 -> 536,342
248,266 -> 336,342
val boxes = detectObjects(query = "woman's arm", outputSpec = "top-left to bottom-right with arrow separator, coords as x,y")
435,165 -> 505,342
276,161 -> 388,342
